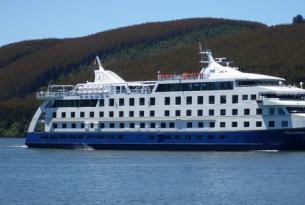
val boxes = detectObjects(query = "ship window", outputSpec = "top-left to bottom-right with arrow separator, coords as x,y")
269,108 -> 275,115
120,123 -> 124,128
129,98 -> 135,106
71,123 -> 76,128
52,112 -> 57,118
52,99 -> 98,107
256,108 -> 262,115
129,111 -> 134,117
150,110 -> 155,117
119,111 -> 124,117
100,123 -> 105,129
242,95 -> 248,100
220,95 -> 226,104
197,96 -> 203,104
139,111 -> 144,117
110,123 -> 115,128
220,109 -> 226,116
61,112 -> 66,118
109,111 -> 114,117
161,122 -> 166,128
197,135 -> 203,140
52,123 -> 57,129
90,123 -> 94,128
140,123 -> 145,128
150,123 -> 155,128
118,135 -> 124,140
149,135 -> 154,140
278,108 -> 285,115
210,122 -> 215,128
130,123 -> 135,128
198,122 -> 204,128
164,110 -> 170,117
175,110 -> 181,116
164,97 -> 170,105
150,97 -> 155,106
186,110 -> 192,116
268,121 -> 275,127
187,122 -> 192,128
155,81 -> 233,92
62,123 -> 67,129
139,98 -> 145,106
208,135 -> 213,140
209,96 -> 215,104
99,111 -> 104,117
119,98 -> 124,106
209,109 -> 214,116
197,110 -> 203,116
169,122 -> 175,128
232,95 -> 238,104
232,122 -> 237,127
220,122 -> 226,128
90,112 -> 94,118
232,109 -> 238,115
99,99 -> 104,106
251,94 -> 257,100
244,109 -> 250,115
186,96 -> 192,104
81,123 -> 84,128
281,121 -> 288,127
244,121 -> 250,127
256,121 -> 262,127
175,97 -> 181,105
109,99 -> 114,106
71,112 -> 75,118
219,135 -> 225,140
80,112 -> 85,118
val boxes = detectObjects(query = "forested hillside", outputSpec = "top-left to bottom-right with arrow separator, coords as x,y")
1,18 -> 304,136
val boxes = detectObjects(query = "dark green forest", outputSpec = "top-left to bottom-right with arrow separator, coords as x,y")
0,18 -> 304,137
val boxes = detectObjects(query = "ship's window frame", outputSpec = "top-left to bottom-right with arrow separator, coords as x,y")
244,109 -> 250,115
220,122 -> 226,128
129,98 -> 135,106
119,111 -> 124,117
251,94 -> 257,100
100,123 -> 105,129
268,121 -> 275,128
209,96 -> 215,104
281,121 -> 288,127
242,95 -> 248,100
169,122 -> 175,128
220,109 -> 226,116
90,111 -> 94,118
197,109 -> 203,116
256,108 -> 262,115
232,109 -> 238,116
150,122 -> 155,128
139,98 -> 145,106
61,112 -> 66,118
209,122 -> 215,128
220,95 -> 227,104
186,110 -> 192,116
71,123 -> 76,128
80,112 -> 85,118
197,96 -> 203,104
209,109 -> 214,116
140,122 -> 145,128
256,121 -> 262,127
164,97 -> 170,105
130,123 -> 135,128
150,97 -> 155,106
186,96 -> 192,105
187,122 -> 192,128
232,121 -> 238,127
198,122 -> 204,128
109,98 -> 114,106
52,112 -> 57,118
139,111 -> 144,117
150,110 -> 155,117
119,98 -> 124,106
71,112 -> 75,118
120,123 -> 124,128
175,96 -> 181,105
129,111 -> 134,117
232,95 -> 238,104
110,123 -> 115,128
244,121 -> 250,127
164,110 -> 170,117
175,110 -> 181,117
52,123 -> 57,129
161,122 -> 166,128
99,99 -> 104,106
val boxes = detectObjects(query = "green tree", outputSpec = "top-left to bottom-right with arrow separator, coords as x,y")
293,15 -> 304,24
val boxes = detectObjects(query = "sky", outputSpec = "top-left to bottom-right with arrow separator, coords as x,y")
0,0 -> 305,47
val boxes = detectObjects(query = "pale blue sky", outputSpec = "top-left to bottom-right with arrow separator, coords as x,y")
0,0 -> 304,46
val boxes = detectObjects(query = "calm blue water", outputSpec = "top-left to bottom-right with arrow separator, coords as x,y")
1,138 -> 305,205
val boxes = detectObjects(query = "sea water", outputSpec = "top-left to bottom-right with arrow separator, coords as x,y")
1,138 -> 305,205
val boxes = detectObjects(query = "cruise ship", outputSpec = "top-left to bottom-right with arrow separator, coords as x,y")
25,48 -> 305,150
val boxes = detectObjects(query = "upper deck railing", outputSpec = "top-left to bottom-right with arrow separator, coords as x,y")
157,72 -> 207,81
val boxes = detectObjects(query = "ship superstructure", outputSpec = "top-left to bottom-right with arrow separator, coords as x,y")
26,49 -> 305,150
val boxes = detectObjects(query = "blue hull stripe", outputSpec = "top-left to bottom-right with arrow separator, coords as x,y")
25,128 -> 305,151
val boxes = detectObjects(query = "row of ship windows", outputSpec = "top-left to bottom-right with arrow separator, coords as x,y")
42,134 -> 234,141
52,120 -> 289,129
53,107 -> 286,118
51,94 -> 257,108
